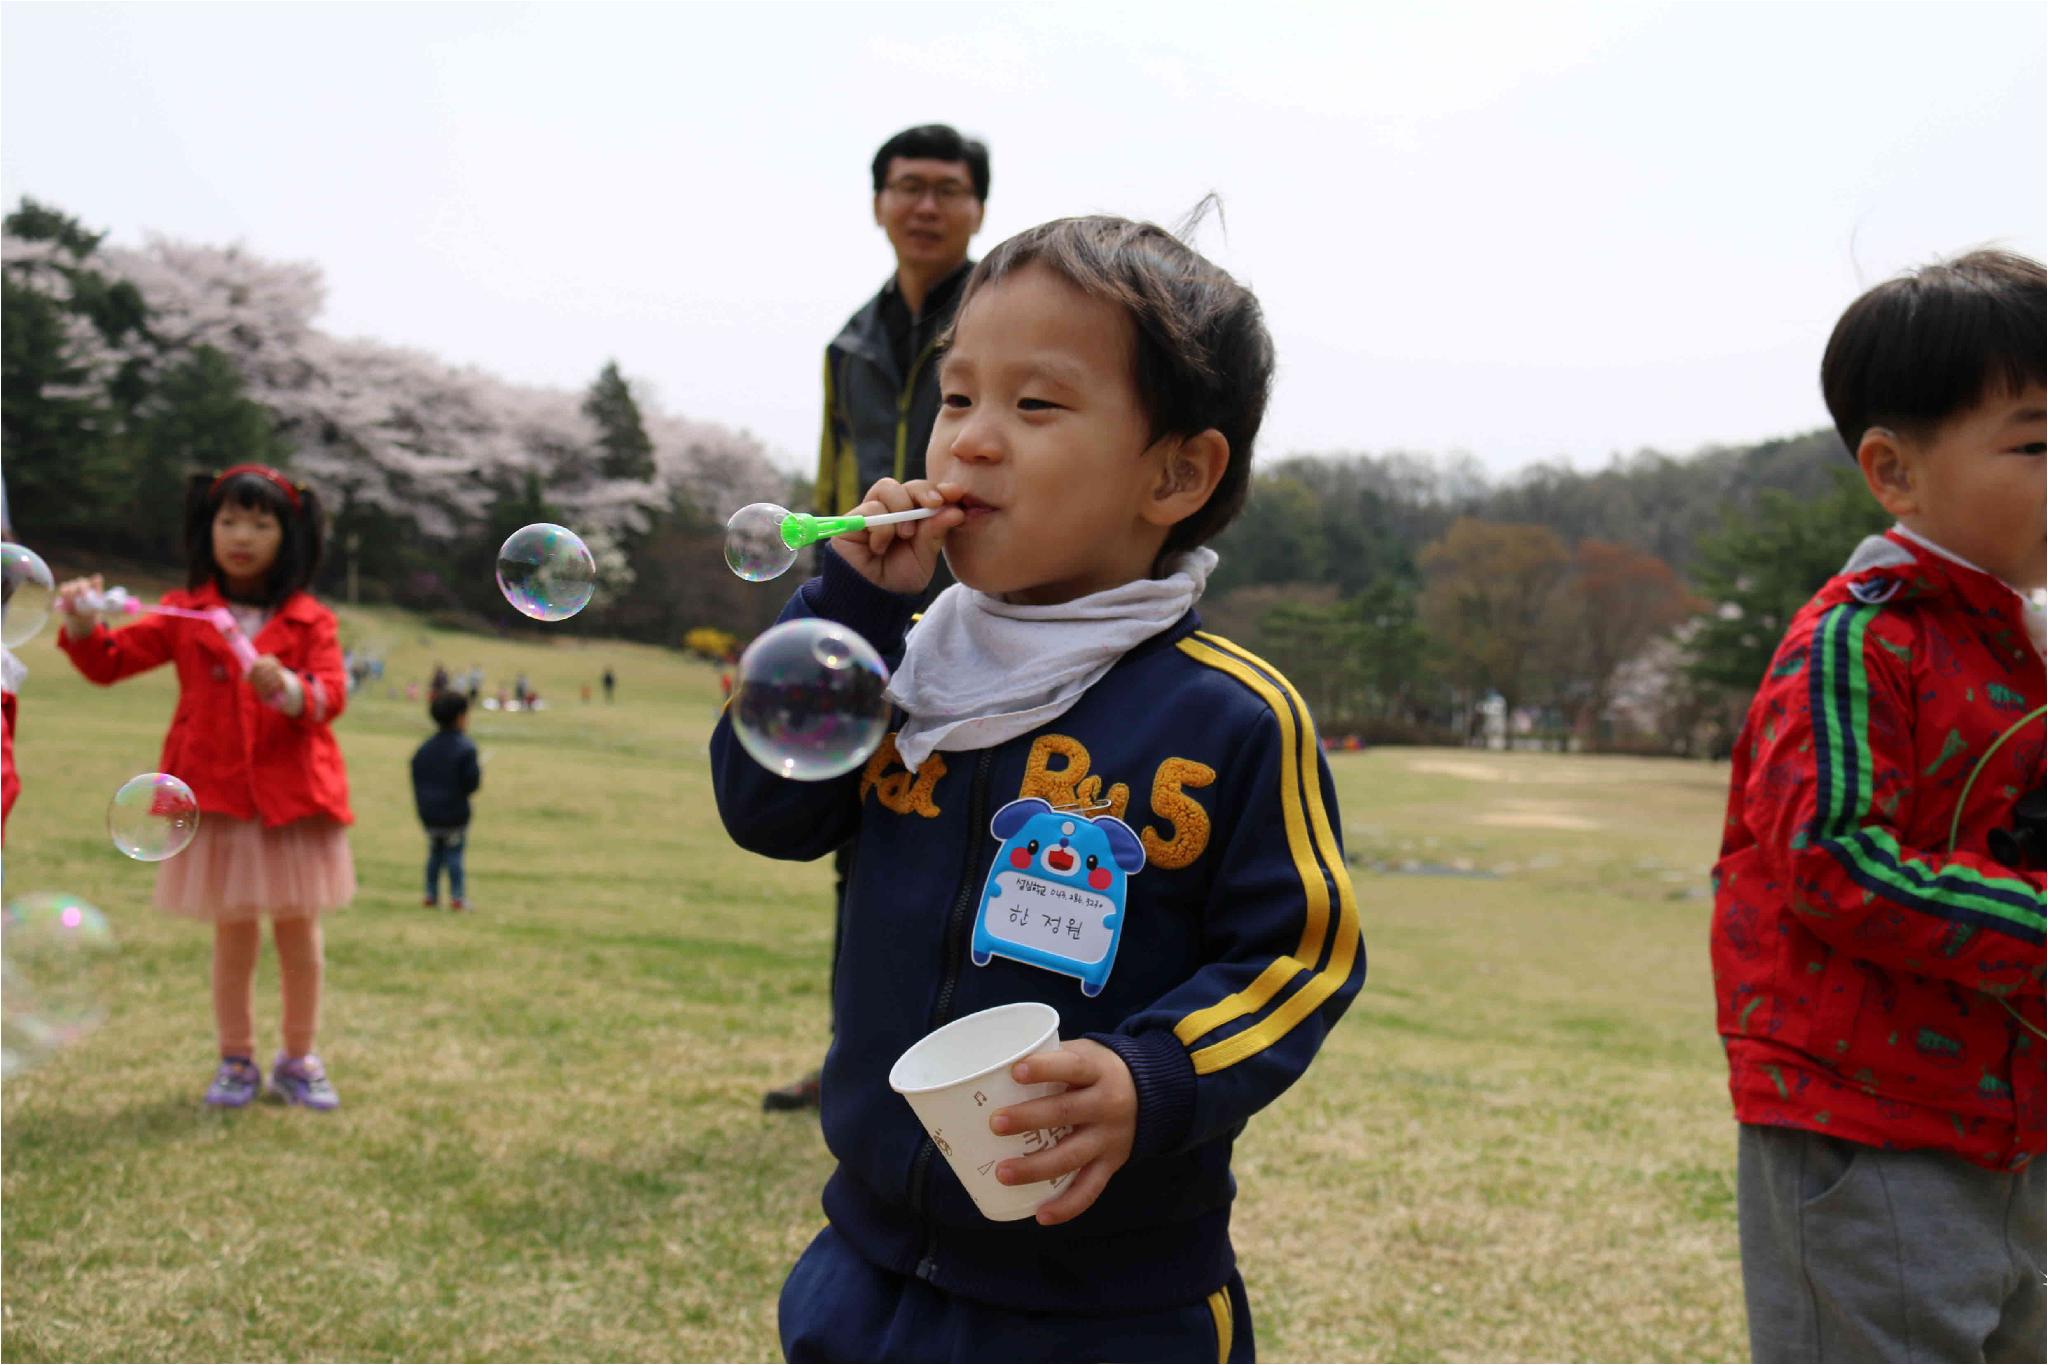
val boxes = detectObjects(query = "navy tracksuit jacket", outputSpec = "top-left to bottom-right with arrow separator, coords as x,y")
711,553 -> 1365,1335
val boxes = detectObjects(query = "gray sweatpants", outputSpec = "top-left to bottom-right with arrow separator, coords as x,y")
1738,1123 -> 2045,1363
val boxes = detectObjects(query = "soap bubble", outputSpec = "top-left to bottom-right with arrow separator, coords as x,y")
108,772 -> 201,862
496,523 -> 596,622
732,618 -> 891,780
725,502 -> 799,583
2,893 -> 117,1079
1,543 -> 55,648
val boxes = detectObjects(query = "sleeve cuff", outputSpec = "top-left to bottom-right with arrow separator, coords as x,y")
272,669 -> 306,717
1090,1028 -> 1197,1160
796,547 -> 920,659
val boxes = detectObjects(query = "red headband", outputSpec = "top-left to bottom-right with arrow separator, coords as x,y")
211,464 -> 303,513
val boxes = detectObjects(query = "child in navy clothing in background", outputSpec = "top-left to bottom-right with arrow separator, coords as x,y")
712,214 -> 1365,1363
412,690 -> 481,911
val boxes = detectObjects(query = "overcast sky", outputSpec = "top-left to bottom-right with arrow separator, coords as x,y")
3,0 -> 2042,480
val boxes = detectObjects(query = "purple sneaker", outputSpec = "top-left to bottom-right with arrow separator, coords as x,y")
204,1056 -> 262,1108
268,1052 -> 340,1111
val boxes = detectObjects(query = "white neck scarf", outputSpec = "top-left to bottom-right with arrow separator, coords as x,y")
885,549 -> 1218,771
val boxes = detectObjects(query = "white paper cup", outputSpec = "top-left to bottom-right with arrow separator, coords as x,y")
889,1001 -> 1072,1222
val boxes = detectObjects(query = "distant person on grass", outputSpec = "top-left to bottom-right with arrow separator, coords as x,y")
412,690 -> 482,912
1710,249 -> 2045,1362
603,665 -> 615,703
764,122 -> 992,1114
714,213 -> 1363,1362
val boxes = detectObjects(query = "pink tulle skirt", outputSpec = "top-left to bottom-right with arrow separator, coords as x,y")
153,814 -> 355,923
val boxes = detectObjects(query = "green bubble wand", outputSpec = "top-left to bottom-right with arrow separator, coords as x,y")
776,506 -> 939,549
724,501 -> 945,583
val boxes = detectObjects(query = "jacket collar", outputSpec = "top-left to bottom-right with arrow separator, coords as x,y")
169,581 -> 321,659
1835,529 -> 2042,667
879,258 -> 972,321
1836,528 -> 2024,612
832,259 -> 975,370
177,579 -> 322,620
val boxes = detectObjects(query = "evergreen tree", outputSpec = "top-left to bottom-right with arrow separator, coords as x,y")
1,199 -> 151,542
129,346 -> 295,558
1683,464 -> 1890,696
583,360 -> 656,482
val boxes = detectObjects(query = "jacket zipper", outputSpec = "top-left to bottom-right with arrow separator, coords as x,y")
909,747 -> 996,1279
892,335 -> 944,485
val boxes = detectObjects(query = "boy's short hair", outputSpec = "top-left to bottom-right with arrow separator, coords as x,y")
430,691 -> 468,730
1821,248 -> 2046,454
871,124 -> 990,202
948,211 -> 1276,554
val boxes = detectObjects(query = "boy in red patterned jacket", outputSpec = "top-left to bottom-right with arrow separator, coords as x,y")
1713,250 -> 2045,1362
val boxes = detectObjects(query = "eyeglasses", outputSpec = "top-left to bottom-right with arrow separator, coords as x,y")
883,177 -> 975,206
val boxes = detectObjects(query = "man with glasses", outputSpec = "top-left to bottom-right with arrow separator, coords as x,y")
763,124 -> 991,1113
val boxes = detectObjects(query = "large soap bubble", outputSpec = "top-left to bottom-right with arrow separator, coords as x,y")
732,619 -> 891,780
108,772 -> 201,862
1,543 -> 55,648
725,502 -> 800,583
2,893 -> 118,1079
496,523 -> 597,622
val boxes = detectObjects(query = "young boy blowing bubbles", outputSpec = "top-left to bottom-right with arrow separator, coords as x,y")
1711,249 -> 2046,1362
711,215 -> 1364,1363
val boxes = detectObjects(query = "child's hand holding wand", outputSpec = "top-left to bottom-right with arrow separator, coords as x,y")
827,478 -> 966,596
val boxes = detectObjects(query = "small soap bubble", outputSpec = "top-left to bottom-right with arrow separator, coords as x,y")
108,772 -> 201,862
496,523 -> 596,622
1,543 -> 55,648
725,502 -> 799,583
2,893 -> 118,1079
732,618 -> 891,781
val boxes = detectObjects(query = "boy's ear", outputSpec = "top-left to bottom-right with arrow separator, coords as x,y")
1857,427 -> 1920,518
1141,430 -> 1230,530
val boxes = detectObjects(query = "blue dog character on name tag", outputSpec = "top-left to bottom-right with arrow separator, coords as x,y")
971,798 -> 1146,996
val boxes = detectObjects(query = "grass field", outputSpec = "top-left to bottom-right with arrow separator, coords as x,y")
1,585 -> 1748,1362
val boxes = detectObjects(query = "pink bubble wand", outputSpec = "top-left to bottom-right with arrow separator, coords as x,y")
79,590 -> 280,706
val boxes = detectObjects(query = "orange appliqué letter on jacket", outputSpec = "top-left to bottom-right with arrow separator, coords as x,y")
1142,758 -> 1216,869
860,734 -> 946,817
1019,734 -> 1130,820
1018,735 -> 1215,868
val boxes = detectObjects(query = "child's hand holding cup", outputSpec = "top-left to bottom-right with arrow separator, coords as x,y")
889,1001 -> 1073,1222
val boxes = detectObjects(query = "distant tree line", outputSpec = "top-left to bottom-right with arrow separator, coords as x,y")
2,197 -> 793,647
1204,440 -> 1887,753
3,197 -> 1891,749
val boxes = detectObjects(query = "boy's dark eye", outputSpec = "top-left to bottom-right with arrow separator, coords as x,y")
1017,398 -> 1061,412
942,393 -> 971,409
2016,442 -> 2046,456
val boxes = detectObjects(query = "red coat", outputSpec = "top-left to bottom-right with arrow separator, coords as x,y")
1712,530 -> 2045,1170
58,583 -> 353,828
2,687 -> 18,839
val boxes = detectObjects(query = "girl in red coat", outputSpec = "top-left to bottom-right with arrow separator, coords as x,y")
56,466 -> 354,1110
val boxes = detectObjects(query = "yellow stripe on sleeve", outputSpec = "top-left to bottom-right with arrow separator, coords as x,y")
1189,633 -> 1362,1074
1207,1285 -> 1233,1363
1172,637 -> 1342,1073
